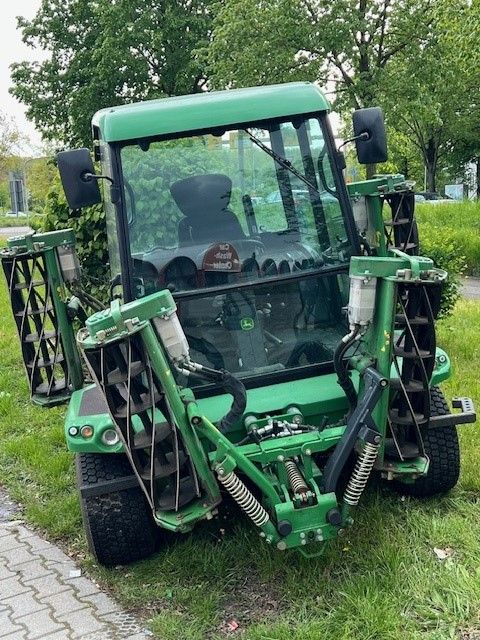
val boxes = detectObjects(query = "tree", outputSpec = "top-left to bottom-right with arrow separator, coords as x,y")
208,0 -> 434,176
26,157 -> 57,212
383,0 -> 480,193
11,0 -> 214,147
0,111 -> 24,175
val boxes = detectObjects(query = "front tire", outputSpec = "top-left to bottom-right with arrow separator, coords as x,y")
396,387 -> 460,497
76,452 -> 158,566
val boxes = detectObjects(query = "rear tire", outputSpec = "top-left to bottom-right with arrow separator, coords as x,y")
76,452 -> 158,566
394,386 -> 460,497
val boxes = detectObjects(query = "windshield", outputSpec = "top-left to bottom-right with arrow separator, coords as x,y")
118,115 -> 355,383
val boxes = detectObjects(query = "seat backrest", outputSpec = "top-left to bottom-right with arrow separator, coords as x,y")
170,174 -> 245,245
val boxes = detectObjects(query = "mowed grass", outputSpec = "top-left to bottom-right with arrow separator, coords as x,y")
0,266 -> 479,638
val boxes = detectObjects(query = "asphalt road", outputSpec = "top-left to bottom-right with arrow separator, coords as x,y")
461,277 -> 480,300
0,226 -> 31,238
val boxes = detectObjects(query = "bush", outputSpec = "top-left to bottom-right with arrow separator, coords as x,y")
419,224 -> 467,317
41,175 -> 109,301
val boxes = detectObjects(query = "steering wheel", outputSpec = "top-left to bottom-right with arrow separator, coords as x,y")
286,340 -> 331,367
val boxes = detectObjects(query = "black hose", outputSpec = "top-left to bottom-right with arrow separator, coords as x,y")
217,370 -> 247,433
189,365 -> 247,434
333,327 -> 360,412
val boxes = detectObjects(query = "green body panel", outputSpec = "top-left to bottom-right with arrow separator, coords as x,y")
6,229 -> 77,251
92,82 -> 330,143
64,347 -> 451,453
347,174 -> 407,198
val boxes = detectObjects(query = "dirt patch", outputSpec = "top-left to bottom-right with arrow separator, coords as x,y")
216,573 -> 283,636
0,486 -> 20,522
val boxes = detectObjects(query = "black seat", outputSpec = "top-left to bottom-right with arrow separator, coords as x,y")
170,174 -> 245,245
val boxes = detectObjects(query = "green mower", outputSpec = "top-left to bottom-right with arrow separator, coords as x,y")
2,82 -> 476,565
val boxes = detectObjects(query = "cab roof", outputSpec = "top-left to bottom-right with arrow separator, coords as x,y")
92,82 -> 330,143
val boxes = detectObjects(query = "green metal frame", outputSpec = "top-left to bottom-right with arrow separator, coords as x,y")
92,82 -> 331,143
72,232 -> 450,552
1,230 -> 84,405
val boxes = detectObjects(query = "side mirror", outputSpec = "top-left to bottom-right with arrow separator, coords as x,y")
57,148 -> 102,209
352,107 -> 388,165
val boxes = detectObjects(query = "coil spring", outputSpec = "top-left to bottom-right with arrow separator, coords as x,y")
343,441 -> 379,506
285,460 -> 308,500
218,470 -> 270,527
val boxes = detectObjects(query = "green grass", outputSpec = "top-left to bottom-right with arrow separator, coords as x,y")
0,215 -> 32,228
416,201 -> 480,275
0,270 -> 479,638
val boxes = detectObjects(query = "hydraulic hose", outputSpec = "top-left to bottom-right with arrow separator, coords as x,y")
181,362 -> 247,434
217,370 -> 247,433
334,326 -> 360,412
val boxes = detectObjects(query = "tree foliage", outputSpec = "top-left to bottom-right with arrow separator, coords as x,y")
208,0 -> 480,189
42,174 -> 109,299
11,0 -> 213,147
0,111 -> 24,176
208,0 -> 433,110
383,0 -> 480,192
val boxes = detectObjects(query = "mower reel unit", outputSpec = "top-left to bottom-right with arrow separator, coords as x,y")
2,83 -> 475,564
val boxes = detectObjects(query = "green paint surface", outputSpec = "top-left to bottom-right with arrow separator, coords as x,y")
92,82 -> 330,142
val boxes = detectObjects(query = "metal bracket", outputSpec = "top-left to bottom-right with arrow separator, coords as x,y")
428,397 -> 476,429
322,367 -> 387,494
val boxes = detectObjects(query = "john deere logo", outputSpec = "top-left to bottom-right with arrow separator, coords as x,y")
240,317 -> 255,331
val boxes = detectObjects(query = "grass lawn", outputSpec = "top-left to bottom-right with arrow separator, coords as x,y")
0,271 -> 479,638
0,215 -> 32,228
416,202 -> 480,276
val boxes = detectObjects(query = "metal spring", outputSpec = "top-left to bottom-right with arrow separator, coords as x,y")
343,441 -> 379,506
218,471 -> 270,527
285,460 -> 309,500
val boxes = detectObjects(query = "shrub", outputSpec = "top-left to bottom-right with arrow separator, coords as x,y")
41,175 -> 109,301
419,224 -> 467,317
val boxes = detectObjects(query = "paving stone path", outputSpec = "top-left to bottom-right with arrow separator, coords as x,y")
0,492 -> 153,639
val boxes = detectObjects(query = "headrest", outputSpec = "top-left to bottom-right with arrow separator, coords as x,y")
170,174 -> 232,218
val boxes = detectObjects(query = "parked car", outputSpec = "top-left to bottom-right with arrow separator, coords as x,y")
415,192 -> 455,205
265,189 -> 310,204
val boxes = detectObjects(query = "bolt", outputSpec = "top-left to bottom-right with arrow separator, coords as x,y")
380,379 -> 388,388
191,416 -> 201,426
277,455 -> 285,462
300,532 -> 305,538
337,528 -> 346,536
305,449 -> 312,456
374,434 -> 381,444
266,536 -> 272,544
259,531 -> 266,538
277,541 -> 287,551
218,468 -> 225,476
292,415 -> 302,425
301,539 -> 307,545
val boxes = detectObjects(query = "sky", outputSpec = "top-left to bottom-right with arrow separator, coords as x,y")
0,0 -> 44,154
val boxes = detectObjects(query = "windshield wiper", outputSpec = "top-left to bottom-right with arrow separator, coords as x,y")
244,128 -> 321,197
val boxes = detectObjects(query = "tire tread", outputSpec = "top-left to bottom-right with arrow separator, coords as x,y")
76,453 -> 157,566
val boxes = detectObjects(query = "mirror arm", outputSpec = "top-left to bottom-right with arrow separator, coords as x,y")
82,172 -> 114,185
338,132 -> 369,152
